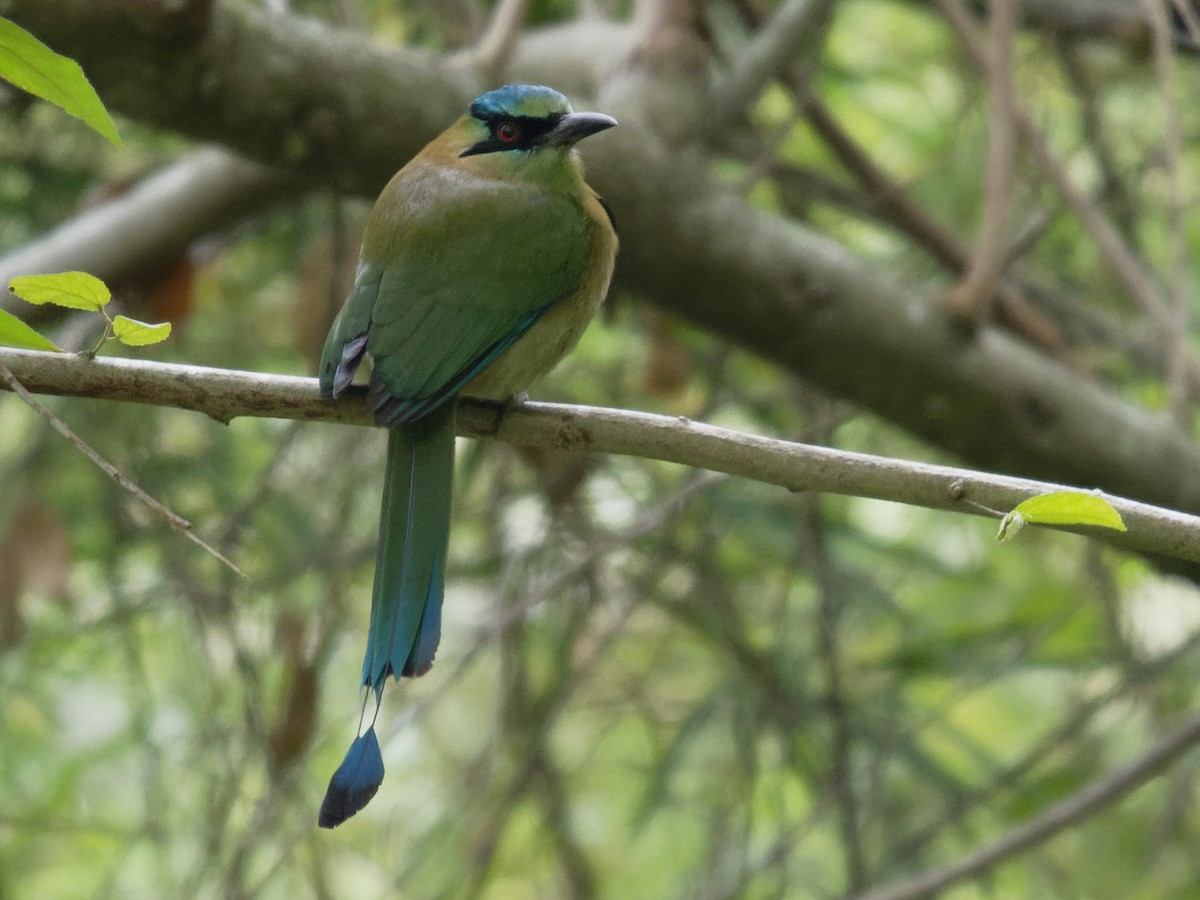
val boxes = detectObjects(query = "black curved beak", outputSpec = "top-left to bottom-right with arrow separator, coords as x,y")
544,112 -> 618,148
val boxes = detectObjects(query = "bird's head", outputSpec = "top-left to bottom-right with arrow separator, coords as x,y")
450,84 -> 616,183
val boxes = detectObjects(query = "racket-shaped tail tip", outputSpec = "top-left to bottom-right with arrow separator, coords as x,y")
318,725 -> 385,828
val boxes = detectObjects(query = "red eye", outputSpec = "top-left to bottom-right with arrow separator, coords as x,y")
496,120 -> 521,144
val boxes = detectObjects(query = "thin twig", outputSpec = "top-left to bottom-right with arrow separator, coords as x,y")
1145,0 -> 1191,424
711,0 -> 833,128
851,707 -> 1200,900
943,0 -> 1016,323
462,0 -> 531,79
1054,39 -> 1140,248
795,89 -> 1066,356
803,500 -> 867,890
0,358 -> 245,577
1171,0 -> 1200,46
936,0 -> 1175,343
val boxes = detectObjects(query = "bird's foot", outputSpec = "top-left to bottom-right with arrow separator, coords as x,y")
477,392 -> 529,436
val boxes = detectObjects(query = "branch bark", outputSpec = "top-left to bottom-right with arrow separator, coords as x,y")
0,147 -> 296,317
5,347 -> 1200,571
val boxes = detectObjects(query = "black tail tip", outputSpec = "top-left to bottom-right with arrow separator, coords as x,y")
318,780 -> 382,829
318,726 -> 385,829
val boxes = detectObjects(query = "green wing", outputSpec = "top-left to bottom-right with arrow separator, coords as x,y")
319,164 -> 589,424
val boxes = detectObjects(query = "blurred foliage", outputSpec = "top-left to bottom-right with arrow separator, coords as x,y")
3,0 -> 1200,899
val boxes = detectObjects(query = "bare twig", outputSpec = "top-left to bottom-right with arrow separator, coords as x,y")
937,0 -> 1175,343
803,500 -> 867,890
851,707 -> 1200,900
1171,0 -> 1200,46
1054,40 -> 1140,248
4,347 -> 1200,567
795,90 -> 1067,356
1145,0 -> 1191,424
0,358 -> 245,577
462,0 -> 531,80
943,0 -> 1016,323
711,0 -> 834,127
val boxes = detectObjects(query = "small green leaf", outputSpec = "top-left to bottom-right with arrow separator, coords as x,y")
9,271 -> 111,311
1014,491 -> 1126,531
997,510 -> 1026,542
0,308 -> 61,351
112,315 -> 171,346
998,491 -> 1127,543
0,17 -> 121,146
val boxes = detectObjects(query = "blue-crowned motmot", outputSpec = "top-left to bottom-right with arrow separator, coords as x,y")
316,84 -> 617,827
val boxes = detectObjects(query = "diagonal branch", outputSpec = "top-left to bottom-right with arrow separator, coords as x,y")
942,0 -> 1017,323
0,148 -> 296,317
852,707 -> 1200,900
462,0 -> 532,80
937,0 -> 1175,341
0,358 -> 244,576
711,0 -> 834,127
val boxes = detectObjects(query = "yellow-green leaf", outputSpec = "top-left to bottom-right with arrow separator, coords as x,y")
0,308 -> 61,351
1000,491 -> 1126,542
112,315 -> 171,346
0,17 -> 121,146
9,271 -> 111,311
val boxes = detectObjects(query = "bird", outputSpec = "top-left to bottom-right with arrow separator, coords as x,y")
315,84 -> 617,828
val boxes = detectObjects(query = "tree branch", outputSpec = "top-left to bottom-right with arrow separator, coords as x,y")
711,0 -> 834,127
852,707 -> 1200,900
462,0 -> 532,80
941,0 -> 1017,323
0,358 -> 244,575
939,0 -> 1176,342
5,347 -> 1200,569
0,147 -> 296,317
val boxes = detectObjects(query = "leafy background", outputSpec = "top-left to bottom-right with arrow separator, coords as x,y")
2,1 -> 1200,898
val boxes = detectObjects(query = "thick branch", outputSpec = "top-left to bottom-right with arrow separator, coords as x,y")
0,0 -> 476,192
917,0 -> 1155,37
4,347 -> 1200,569
0,148 -> 295,316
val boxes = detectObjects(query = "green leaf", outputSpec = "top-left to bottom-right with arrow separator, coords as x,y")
0,308 -> 61,351
998,491 -> 1126,542
0,17 -> 121,146
1015,492 -> 1127,530
9,272 -> 111,311
112,315 -> 172,347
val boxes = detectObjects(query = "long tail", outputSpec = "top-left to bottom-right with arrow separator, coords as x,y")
318,403 -> 456,828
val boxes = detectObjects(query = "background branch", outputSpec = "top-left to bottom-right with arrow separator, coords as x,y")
0,148 -> 296,318
853,707 -> 1200,900
941,0 -> 1016,323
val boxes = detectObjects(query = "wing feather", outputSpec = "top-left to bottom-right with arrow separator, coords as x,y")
321,162 -> 590,425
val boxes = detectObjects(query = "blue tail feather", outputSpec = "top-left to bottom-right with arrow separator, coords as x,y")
321,404 -> 455,827
361,403 -> 455,691
403,552 -> 445,677
318,725 -> 384,828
